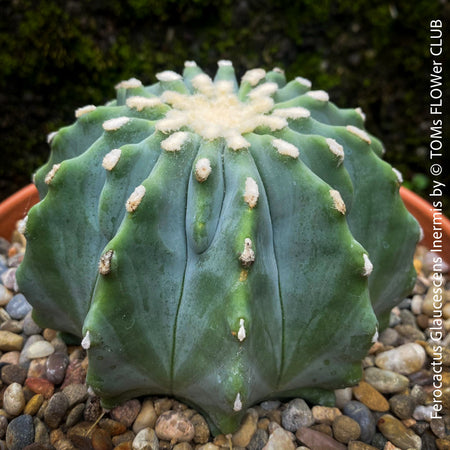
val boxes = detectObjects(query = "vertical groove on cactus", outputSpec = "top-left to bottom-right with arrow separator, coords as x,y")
17,60 -> 420,434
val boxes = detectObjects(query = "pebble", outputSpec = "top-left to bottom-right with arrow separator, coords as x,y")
155,410 -> 195,443
26,340 -> 55,359
0,330 -> 23,351
412,404 -> 435,422
99,418 -> 127,436
0,284 -> 13,306
377,414 -> 422,450
62,383 -> 88,407
1,267 -> 17,291
332,415 -> 361,444
232,408 -> 258,447
132,427 -> 159,449
3,382 -> 25,416
334,387 -> 353,408
352,380 -> 390,411
65,403 -> 85,428
60,358 -> 86,388
247,428 -> 268,450
25,377 -> 55,398
5,414 -> 34,450
191,413 -> 210,444
296,426 -> 346,449
263,427 -> 295,449
5,293 -> 32,319
363,367 -> 409,393
44,392 -> 69,428
375,343 -> 426,374
1,363 -> 27,385
281,398 -> 314,431
0,416 -> 7,439
342,401 -> 376,444
91,427 -> 114,450
312,405 -> 342,424
389,394 -> 416,420
45,352 -> 70,385
24,393 -> 44,416
132,398 -> 157,433
110,398 -> 141,428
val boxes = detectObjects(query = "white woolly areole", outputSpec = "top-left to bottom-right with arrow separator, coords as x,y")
81,331 -> 91,350
115,78 -> 143,89
155,77 -> 287,148
295,76 -> 312,88
326,138 -> 344,164
47,131 -> 57,144
248,82 -> 278,99
238,319 -> 246,342
272,138 -> 299,159
195,158 -> 212,182
156,70 -> 183,82
239,238 -> 255,267
244,177 -> 259,208
45,163 -> 61,185
218,59 -> 232,66
273,67 -> 284,74
355,107 -> 366,121
272,107 -> 311,120
102,116 -> 130,131
161,131 -> 189,152
102,149 -> 122,171
242,68 -> 266,86
75,104 -> 96,118
363,253 -> 373,276
126,96 -> 162,111
233,393 -> 242,412
346,125 -> 372,144
184,60 -> 197,67
330,189 -> 346,214
17,216 -> 28,235
392,167 -> 403,184
372,328 -> 379,343
307,90 -> 330,102
98,249 -> 114,275
126,185 -> 146,212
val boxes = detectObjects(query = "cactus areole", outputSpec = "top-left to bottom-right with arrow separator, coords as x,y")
17,61 -> 420,434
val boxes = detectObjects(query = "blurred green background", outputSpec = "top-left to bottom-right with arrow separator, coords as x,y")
1,0 -> 449,212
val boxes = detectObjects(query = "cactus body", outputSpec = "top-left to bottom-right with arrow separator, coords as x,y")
17,61 -> 419,433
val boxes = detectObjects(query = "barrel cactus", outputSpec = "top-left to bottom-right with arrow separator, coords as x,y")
17,60 -> 420,433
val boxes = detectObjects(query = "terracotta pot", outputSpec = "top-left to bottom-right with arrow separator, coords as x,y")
0,184 -> 449,264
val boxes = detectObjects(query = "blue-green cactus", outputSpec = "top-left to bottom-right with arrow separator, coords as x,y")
17,60 -> 420,434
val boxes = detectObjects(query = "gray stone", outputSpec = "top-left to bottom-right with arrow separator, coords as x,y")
363,367 -> 409,394
248,428 -> 268,450
281,398 -> 313,432
263,427 -> 295,450
62,383 -> 88,408
5,293 -> 32,319
343,401 -> 376,443
133,427 -> 160,450
6,414 -> 34,450
23,311 -> 43,335
44,392 -> 69,428
389,394 -> 416,420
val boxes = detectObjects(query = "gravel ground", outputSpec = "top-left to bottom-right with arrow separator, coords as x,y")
0,227 -> 448,450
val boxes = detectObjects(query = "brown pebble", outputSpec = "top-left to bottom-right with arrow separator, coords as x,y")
154,397 -> 174,415
231,408 -> 258,447
84,395 -> 103,422
43,329 -> 58,342
1,363 -> 27,385
311,423 -> 333,436
27,357 -> 48,378
377,414 -> 421,449
24,393 -> 44,415
113,443 -> 133,450
352,381 -> 390,412
296,426 -> 346,449
99,418 -> 127,436
437,438 -> 450,450
332,415 -> 361,444
312,405 -> 342,424
61,359 -> 86,388
191,413 -> 210,444
49,428 -> 66,445
53,439 -> 76,450
155,410 -> 195,443
111,430 -> 136,446
91,427 -> 113,450
347,442 -> 379,450
110,399 -> 141,428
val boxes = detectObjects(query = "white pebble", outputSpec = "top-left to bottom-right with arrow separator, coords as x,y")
26,340 -> 55,359
375,342 -> 426,375
3,382 -> 25,416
